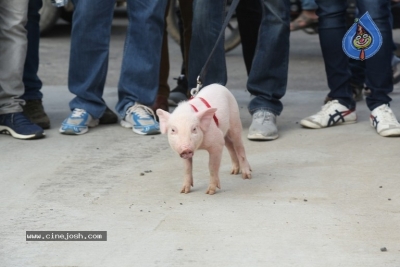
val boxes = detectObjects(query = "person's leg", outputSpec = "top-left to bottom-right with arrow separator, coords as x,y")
187,0 -> 227,89
358,0 -> 393,110
116,0 -> 168,113
247,0 -> 290,116
67,0 -> 114,119
22,0 -> 43,101
316,0 -> 354,109
60,0 -> 115,135
246,0 -> 290,141
359,0 -> 400,136
236,0 -> 262,75
0,0 -> 28,114
0,0 -> 44,139
20,0 -> 51,129
153,0 -> 170,112
168,0 -> 193,106
116,0 -> 168,135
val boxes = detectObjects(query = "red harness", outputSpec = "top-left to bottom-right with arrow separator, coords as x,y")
189,97 -> 219,127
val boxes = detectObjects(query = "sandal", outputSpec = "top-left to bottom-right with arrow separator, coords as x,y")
290,13 -> 318,31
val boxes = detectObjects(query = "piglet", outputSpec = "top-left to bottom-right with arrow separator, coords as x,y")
156,83 -> 252,195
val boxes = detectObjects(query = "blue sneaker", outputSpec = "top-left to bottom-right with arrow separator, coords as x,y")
59,108 -> 99,135
120,103 -> 160,135
0,112 -> 45,140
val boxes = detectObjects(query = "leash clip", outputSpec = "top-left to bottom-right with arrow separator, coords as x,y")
190,76 -> 202,97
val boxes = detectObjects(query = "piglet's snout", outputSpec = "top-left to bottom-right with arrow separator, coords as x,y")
180,149 -> 194,159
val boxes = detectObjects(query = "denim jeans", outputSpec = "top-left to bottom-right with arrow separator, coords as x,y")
21,0 -> 43,101
188,0 -> 290,116
316,0 -> 393,111
68,0 -> 168,119
188,0 -> 227,90
0,0 -> 28,114
247,0 -> 290,115
302,0 -> 318,11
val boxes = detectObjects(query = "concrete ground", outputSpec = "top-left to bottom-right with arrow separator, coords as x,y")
1,20 -> 400,267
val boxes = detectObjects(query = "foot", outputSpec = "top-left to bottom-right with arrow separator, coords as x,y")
301,100 -> 356,129
22,99 -> 50,129
0,112 -> 45,140
99,106 -> 118,125
168,75 -> 188,106
59,108 -> 99,135
247,109 -> 279,140
120,103 -> 160,135
290,10 -> 318,31
370,104 -> 400,137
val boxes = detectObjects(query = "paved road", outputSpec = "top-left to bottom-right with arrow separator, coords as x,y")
1,16 -> 400,267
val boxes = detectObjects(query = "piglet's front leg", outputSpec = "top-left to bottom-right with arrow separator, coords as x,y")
206,145 -> 223,195
181,158 -> 193,194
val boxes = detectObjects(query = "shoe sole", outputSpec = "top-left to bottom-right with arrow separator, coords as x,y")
0,126 -> 45,140
300,119 -> 356,129
373,127 -> 400,137
120,120 -> 160,135
247,133 -> 278,141
59,127 -> 89,135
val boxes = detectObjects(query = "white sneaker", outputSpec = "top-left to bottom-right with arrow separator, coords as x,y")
370,104 -> 400,137
301,100 -> 356,129
120,103 -> 160,135
247,109 -> 278,141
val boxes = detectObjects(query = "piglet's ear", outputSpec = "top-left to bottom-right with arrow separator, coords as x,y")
156,109 -> 171,134
196,108 -> 217,132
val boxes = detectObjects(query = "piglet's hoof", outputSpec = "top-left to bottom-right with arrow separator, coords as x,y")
181,184 -> 192,194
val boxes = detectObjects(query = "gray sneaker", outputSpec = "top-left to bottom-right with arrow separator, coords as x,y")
247,109 -> 278,141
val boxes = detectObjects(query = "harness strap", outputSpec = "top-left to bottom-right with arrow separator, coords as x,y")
189,97 -> 219,127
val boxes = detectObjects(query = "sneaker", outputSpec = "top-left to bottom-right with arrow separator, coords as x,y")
370,104 -> 400,137
247,109 -> 278,140
22,99 -> 50,129
300,100 -> 356,129
120,103 -> 160,135
168,75 -> 188,106
59,108 -> 99,135
99,106 -> 118,125
0,112 -> 44,140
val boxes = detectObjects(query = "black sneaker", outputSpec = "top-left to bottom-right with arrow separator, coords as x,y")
0,112 -> 45,140
168,75 -> 189,106
99,106 -> 118,125
22,99 -> 50,129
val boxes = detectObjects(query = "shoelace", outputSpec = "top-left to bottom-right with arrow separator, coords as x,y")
12,113 -> 35,126
377,105 -> 399,124
71,108 -> 87,118
126,104 -> 156,119
316,100 -> 338,116
254,110 -> 274,124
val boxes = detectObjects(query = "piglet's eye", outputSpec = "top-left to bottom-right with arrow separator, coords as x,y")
192,127 -> 197,133
171,128 -> 176,134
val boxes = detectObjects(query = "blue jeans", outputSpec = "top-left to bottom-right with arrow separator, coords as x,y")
316,0 -> 393,111
188,0 -> 290,116
302,0 -> 318,10
188,0 -> 227,90
247,0 -> 290,115
21,0 -> 43,101
68,0 -> 168,119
